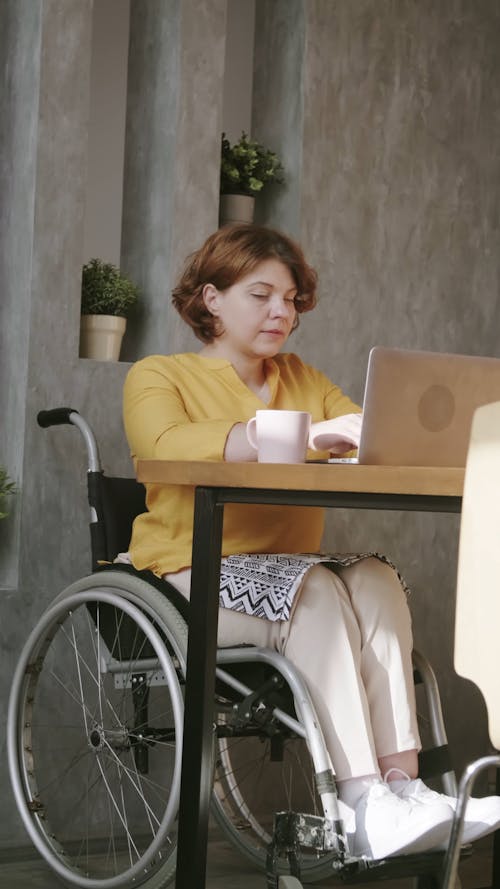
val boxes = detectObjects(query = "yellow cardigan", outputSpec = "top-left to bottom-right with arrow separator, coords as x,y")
123,352 -> 359,576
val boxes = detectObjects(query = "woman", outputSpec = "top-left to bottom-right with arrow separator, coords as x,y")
123,223 -> 500,859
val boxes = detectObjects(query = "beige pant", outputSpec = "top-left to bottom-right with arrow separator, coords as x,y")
165,558 -> 420,780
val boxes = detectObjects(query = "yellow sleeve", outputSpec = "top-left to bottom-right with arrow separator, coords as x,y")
282,356 -> 360,419
311,365 -> 361,458
324,385 -> 361,419
123,359 -> 235,462
312,364 -> 361,418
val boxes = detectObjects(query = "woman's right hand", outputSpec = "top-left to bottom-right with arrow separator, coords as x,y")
309,413 -> 363,455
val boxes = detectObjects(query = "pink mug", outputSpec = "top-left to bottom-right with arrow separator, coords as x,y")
246,410 -> 311,463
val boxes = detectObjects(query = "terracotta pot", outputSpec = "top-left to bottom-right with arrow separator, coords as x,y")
219,193 -> 255,226
79,314 -> 127,361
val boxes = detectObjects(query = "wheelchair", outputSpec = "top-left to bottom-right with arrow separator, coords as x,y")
7,408 -> 465,889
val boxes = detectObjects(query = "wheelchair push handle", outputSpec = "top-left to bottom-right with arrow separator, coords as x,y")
37,407 -> 80,428
37,407 -> 101,472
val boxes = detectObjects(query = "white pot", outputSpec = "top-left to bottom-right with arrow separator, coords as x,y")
219,193 -> 255,226
79,314 -> 127,361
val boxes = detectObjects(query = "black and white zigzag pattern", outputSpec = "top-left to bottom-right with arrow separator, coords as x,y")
218,551 -> 409,622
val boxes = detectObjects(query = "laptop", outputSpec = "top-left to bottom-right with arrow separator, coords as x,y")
357,347 -> 500,467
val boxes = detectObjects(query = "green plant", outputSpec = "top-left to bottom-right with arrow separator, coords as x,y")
81,259 -> 139,317
0,467 -> 16,520
220,131 -> 284,196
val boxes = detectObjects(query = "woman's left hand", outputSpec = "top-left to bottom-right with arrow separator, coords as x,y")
223,422 -> 258,462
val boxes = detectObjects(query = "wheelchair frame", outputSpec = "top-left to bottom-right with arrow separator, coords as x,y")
6,408 -> 465,889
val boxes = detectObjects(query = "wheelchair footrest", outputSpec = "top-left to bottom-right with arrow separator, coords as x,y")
266,810 -> 347,888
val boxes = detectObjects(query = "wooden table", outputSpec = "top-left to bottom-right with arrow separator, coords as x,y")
137,461 -> 464,889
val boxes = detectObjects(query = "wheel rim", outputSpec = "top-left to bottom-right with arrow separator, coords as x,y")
8,589 -> 183,889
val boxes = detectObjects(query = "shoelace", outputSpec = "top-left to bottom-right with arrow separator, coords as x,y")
383,767 -> 412,784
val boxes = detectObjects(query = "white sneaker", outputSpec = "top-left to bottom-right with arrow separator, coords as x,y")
386,770 -> 500,844
351,781 -> 454,859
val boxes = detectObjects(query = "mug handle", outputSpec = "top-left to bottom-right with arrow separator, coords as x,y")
246,416 -> 258,450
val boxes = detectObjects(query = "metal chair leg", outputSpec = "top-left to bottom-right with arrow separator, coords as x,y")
441,755 -> 500,889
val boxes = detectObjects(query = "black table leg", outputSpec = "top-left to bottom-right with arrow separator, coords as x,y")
175,487 -> 224,889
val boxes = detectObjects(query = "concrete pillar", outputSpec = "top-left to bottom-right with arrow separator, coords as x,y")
120,0 -> 227,361
0,0 -> 42,590
0,0 -> 228,846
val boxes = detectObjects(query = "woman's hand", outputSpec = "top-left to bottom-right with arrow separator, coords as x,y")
309,413 -> 363,455
223,422 -> 258,462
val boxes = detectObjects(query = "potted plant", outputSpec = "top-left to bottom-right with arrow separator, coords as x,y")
0,467 -> 16,520
219,131 -> 285,225
79,258 -> 139,361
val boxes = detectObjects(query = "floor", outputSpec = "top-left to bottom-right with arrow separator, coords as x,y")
0,830 -> 495,889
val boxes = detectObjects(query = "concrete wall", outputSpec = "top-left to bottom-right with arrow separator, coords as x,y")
120,0 -> 226,361
222,0 -> 255,142
1,0 -> 500,850
0,0 -> 226,847
83,0 -> 130,266
0,0 -> 41,593
253,0 -> 500,777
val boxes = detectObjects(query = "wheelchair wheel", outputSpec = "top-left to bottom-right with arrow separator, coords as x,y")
211,718 -> 341,881
7,572 -> 188,889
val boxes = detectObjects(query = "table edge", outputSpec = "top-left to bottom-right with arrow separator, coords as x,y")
136,460 -> 464,497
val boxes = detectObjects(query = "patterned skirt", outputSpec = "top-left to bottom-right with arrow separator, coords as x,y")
219,552 -> 410,622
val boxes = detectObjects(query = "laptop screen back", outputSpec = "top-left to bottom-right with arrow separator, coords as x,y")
357,347 -> 500,467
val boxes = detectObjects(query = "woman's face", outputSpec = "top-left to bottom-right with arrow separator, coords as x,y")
203,258 -> 297,360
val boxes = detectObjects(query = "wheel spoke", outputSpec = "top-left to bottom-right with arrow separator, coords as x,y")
10,582 -> 185,886
100,739 -> 163,831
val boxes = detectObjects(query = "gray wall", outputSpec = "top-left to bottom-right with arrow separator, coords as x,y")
222,0 -> 255,142
253,0 -> 500,778
0,0 -> 225,847
1,0 -> 500,849
120,0 -> 226,361
83,0 -> 130,266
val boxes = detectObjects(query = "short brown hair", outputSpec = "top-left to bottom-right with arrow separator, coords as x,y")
172,223 -> 318,343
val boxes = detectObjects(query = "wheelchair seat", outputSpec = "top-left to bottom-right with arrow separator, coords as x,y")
6,408 -> 472,889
